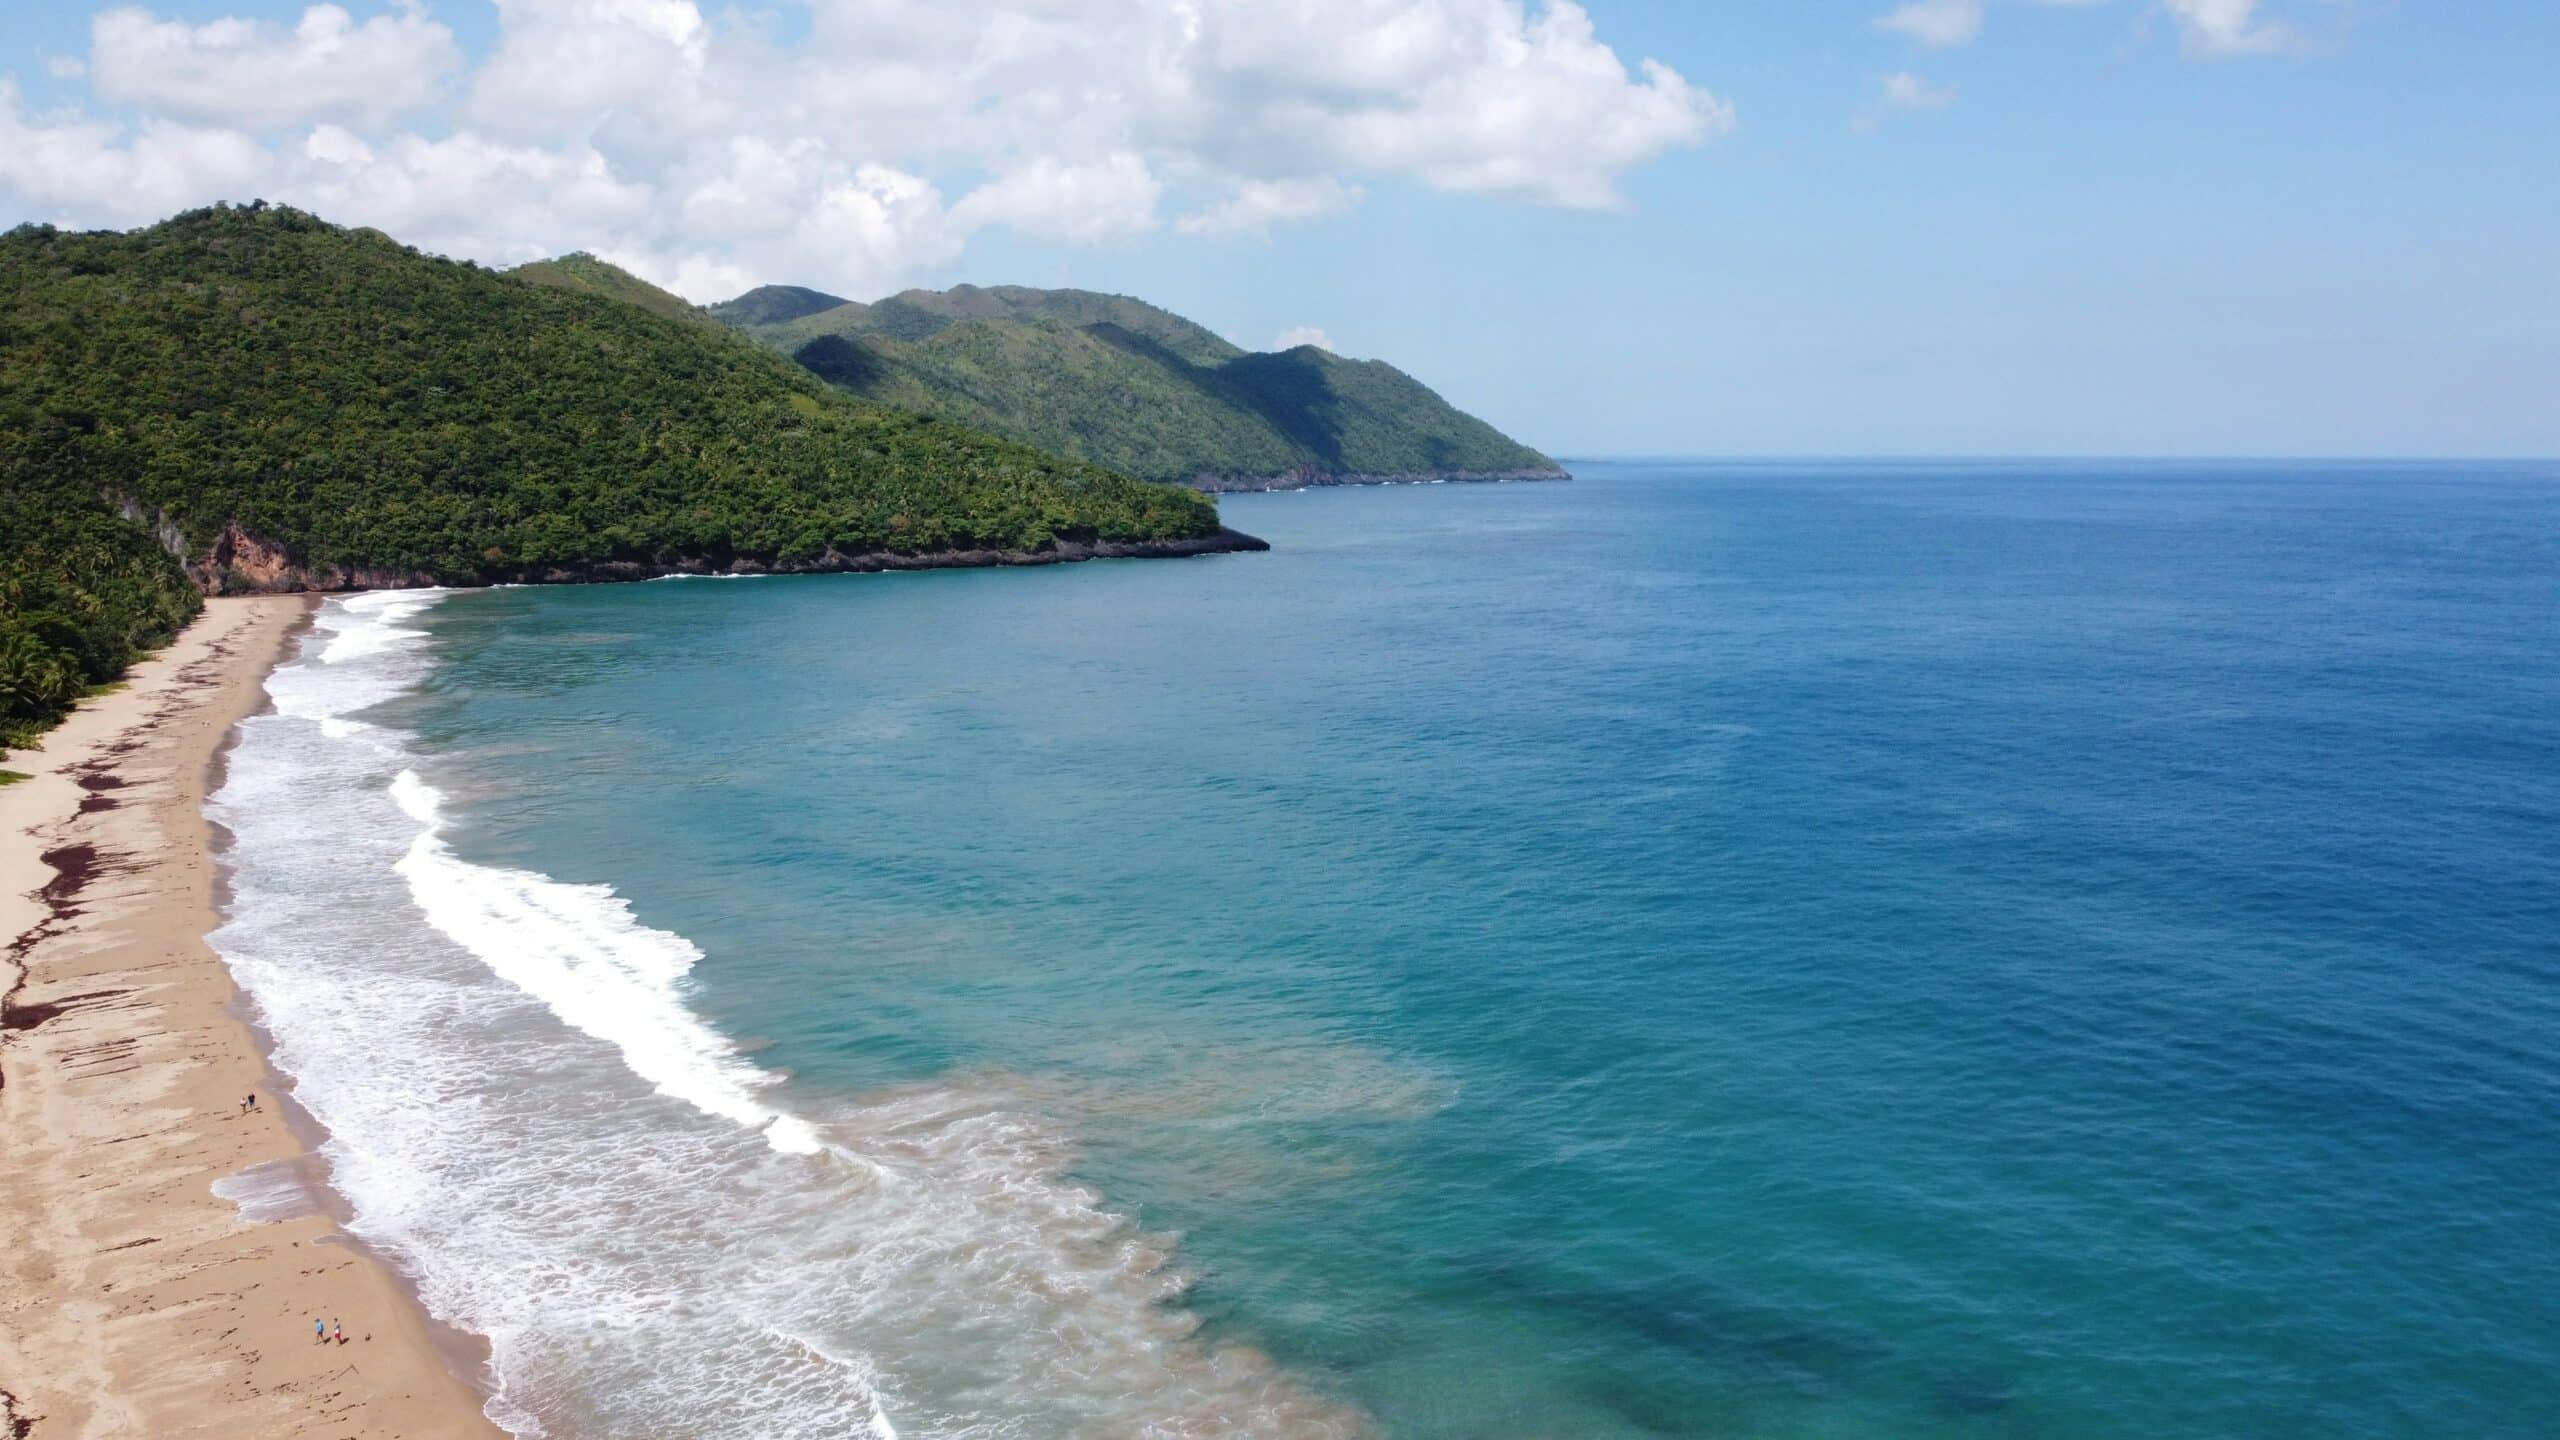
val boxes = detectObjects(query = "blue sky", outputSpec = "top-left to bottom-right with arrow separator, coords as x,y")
3,1 -> 2552,457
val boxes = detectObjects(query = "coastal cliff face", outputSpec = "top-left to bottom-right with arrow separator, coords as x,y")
185,521 -> 443,594
182,523 -> 1270,596
1186,466 -> 1570,494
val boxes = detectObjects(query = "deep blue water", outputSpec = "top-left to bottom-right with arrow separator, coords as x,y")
390,461 -> 2560,1437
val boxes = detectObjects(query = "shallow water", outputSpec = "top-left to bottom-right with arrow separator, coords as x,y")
216,461 -> 2560,1437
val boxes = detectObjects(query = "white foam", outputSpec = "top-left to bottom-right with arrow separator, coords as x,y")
207,590 -> 1370,1440
769,1329 -> 901,1440
321,588 -> 448,662
388,768 -> 821,1156
212,1157 -> 330,1224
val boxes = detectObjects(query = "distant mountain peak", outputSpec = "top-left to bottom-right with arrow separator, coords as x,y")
716,281 -> 1562,491
707,284 -> 856,329
510,253 -> 708,326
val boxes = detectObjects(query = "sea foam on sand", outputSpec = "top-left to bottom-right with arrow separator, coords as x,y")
209,591 -> 1363,1440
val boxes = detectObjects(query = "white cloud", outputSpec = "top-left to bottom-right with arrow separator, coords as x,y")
89,2 -> 460,130
288,126 -> 655,265
466,0 -> 730,146
629,251 -> 757,306
1883,72 -> 1958,110
950,153 -> 1162,246
5,0 -> 1729,299
2162,0 -> 2293,58
1877,0 -> 1984,47
451,0 -> 1727,213
44,55 -> 87,79
1272,325 -> 1335,353
1875,0 -> 2291,59
0,78 -> 270,227
675,136 -> 829,242
791,165 -> 963,291
1856,70 -> 1958,130
855,2 -> 1725,210
609,150 -> 968,300
1177,176 -> 1360,239
1244,2 -> 1733,209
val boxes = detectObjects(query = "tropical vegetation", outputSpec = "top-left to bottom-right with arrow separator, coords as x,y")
0,203 -> 1230,745
712,282 -> 1564,486
0,468 -> 201,747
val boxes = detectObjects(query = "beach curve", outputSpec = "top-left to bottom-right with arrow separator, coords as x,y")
0,595 -> 504,1440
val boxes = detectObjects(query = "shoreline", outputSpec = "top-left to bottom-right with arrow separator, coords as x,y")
0,596 -> 505,1440
196,524 -> 1270,595
1187,467 -> 1569,493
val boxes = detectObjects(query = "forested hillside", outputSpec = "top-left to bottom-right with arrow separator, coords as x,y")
0,474 -> 201,748
717,282 -> 1565,488
0,204 -> 1244,745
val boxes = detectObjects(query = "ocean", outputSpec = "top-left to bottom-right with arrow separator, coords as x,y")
208,460 -> 2560,1438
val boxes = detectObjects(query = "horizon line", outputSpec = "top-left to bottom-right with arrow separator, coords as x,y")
1549,454 -> 2560,467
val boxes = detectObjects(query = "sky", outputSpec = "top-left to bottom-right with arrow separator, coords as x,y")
1,1 -> 2553,458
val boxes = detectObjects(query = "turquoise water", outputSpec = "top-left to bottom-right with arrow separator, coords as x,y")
302,462 -> 2558,1437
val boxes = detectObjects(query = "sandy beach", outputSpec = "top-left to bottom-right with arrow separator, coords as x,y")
0,596 -> 503,1440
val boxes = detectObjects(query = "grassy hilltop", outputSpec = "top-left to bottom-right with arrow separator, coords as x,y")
509,251 -> 719,328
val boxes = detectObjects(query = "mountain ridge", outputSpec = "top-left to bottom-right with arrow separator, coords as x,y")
706,282 -> 852,328
714,279 -> 1566,490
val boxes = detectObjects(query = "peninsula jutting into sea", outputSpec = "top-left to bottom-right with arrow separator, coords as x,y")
6,4 -> 2554,1438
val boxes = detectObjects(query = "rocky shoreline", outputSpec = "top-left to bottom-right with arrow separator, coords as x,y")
189,524 -> 1270,596
1186,466 -> 1569,494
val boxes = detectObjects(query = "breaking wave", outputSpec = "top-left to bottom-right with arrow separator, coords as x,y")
208,591 -> 1366,1440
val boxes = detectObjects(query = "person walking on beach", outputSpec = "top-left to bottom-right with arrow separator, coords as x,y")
314,1317 -> 326,1344
333,1318 -> 345,1345
243,1092 -> 256,1114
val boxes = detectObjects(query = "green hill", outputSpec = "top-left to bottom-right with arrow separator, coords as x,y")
707,283 -> 855,328
0,204 -> 1250,746
511,252 -> 714,327
717,282 -> 1565,489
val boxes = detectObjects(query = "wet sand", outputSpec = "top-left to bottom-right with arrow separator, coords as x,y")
0,596 -> 505,1440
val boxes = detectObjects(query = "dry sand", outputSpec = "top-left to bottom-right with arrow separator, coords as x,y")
0,596 -> 505,1440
